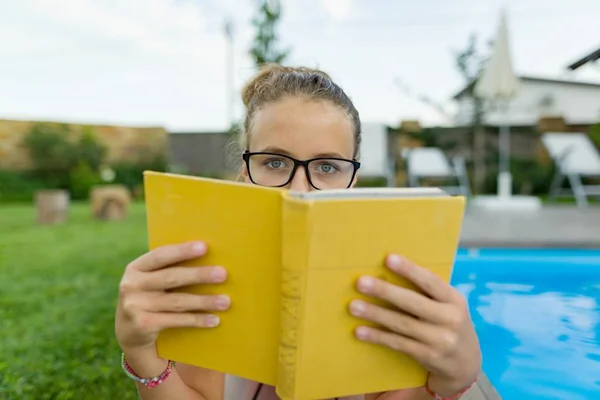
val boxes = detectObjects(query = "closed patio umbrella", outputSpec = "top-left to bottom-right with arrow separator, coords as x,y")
474,8 -> 520,198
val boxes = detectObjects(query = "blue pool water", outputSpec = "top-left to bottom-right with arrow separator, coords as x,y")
451,249 -> 600,400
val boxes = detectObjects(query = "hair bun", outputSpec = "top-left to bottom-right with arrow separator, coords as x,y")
241,63 -> 332,107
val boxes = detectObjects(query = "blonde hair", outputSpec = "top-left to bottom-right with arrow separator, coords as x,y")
229,64 -> 361,172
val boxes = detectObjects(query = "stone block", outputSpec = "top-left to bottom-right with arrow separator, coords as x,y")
35,190 -> 69,225
90,184 -> 131,221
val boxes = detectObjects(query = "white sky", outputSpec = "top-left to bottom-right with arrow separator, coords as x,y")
1,0 -> 599,131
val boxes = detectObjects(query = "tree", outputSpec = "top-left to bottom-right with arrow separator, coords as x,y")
22,123 -> 77,189
22,123 -> 107,196
454,33 -> 491,194
249,0 -> 289,67
75,126 -> 107,172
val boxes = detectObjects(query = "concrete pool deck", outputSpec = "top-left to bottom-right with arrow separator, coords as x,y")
465,373 -> 503,400
459,204 -> 600,249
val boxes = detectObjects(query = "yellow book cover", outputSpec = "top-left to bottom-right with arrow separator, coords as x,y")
143,171 -> 466,400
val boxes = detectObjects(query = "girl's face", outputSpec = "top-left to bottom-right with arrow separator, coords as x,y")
242,97 -> 358,193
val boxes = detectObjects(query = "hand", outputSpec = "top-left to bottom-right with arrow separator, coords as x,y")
349,254 -> 481,397
115,241 -> 231,354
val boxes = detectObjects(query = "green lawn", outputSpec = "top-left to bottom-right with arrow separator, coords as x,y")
0,202 -> 148,399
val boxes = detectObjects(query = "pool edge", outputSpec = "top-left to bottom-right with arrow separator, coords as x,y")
460,240 -> 600,250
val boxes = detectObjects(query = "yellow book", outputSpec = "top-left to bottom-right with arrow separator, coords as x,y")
143,171 -> 466,400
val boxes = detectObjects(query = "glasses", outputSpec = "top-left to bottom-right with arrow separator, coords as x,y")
242,151 -> 361,190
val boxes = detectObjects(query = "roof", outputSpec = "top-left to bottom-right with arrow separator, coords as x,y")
452,75 -> 600,99
567,46 -> 600,71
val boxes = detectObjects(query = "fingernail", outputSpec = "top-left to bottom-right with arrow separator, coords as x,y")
215,295 -> 230,310
387,254 -> 402,270
349,300 -> 366,316
192,242 -> 207,255
206,315 -> 220,327
211,267 -> 227,282
355,326 -> 369,340
357,276 -> 374,292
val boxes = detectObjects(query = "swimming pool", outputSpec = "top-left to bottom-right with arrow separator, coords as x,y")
451,248 -> 600,400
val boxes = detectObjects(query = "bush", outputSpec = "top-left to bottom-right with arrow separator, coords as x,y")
590,123 -> 600,149
0,170 -> 47,202
484,158 -> 554,195
111,156 -> 168,192
69,162 -> 102,200
355,176 -> 388,187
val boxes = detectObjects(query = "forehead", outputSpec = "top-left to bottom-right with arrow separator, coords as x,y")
248,97 -> 355,158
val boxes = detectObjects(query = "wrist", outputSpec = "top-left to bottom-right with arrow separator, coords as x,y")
425,371 -> 479,399
122,347 -> 170,378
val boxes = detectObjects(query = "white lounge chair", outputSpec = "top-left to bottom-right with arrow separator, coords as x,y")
403,147 -> 471,196
541,132 -> 600,208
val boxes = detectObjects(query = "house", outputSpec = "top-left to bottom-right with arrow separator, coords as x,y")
566,46 -> 600,71
452,76 -> 600,127
356,122 -> 394,184
168,131 -> 236,177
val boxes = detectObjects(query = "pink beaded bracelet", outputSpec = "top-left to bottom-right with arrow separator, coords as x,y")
121,353 -> 175,388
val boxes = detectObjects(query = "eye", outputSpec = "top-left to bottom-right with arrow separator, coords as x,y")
314,162 -> 339,174
319,164 -> 333,173
264,158 -> 289,169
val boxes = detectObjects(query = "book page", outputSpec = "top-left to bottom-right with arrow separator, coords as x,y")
289,187 -> 448,200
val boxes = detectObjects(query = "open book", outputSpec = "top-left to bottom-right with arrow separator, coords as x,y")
143,171 -> 466,400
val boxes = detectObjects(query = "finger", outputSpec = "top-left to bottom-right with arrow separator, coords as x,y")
137,311 -> 222,331
140,266 -> 227,291
386,254 -> 456,303
128,241 -> 208,272
354,325 -> 430,364
355,276 -> 446,323
349,300 -> 438,345
145,292 -> 231,313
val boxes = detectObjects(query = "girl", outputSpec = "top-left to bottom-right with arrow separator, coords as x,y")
115,64 -> 482,400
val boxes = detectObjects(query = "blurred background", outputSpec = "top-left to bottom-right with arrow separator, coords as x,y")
1,0 -> 599,399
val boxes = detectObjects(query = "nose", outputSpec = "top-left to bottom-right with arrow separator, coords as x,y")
287,166 -> 312,192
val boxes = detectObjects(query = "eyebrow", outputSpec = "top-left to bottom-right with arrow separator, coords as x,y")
258,146 -> 347,159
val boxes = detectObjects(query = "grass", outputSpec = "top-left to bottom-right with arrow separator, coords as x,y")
0,202 -> 148,400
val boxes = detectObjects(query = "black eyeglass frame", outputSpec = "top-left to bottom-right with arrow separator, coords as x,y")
242,150 -> 361,190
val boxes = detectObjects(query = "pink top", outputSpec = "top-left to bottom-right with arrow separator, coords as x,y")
223,375 -> 365,400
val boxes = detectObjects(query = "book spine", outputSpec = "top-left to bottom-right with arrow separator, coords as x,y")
276,197 -> 311,400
